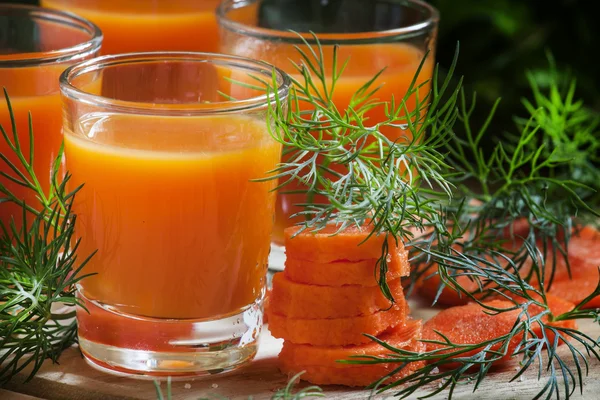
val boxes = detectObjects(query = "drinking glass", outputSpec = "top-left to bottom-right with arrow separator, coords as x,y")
0,4 -> 102,229
41,0 -> 222,54
217,0 -> 439,270
60,52 -> 290,377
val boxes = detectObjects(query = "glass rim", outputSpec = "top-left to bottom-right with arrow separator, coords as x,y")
59,51 -> 292,116
0,4 -> 102,67
217,0 -> 439,44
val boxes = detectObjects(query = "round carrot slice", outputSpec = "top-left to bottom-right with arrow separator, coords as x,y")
417,264 -> 481,306
284,224 -> 405,264
270,273 -> 403,319
416,239 -> 526,306
418,224 -> 599,307
493,293 -> 578,335
549,272 -> 600,309
422,296 -> 576,366
567,225 -> 600,268
422,300 -> 531,365
279,320 -> 423,387
267,300 -> 408,346
284,249 -> 409,286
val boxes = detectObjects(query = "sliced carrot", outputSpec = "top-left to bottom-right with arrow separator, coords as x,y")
267,300 -> 408,346
415,234 -> 526,306
416,266 -> 481,306
279,320 -> 424,387
497,293 -> 578,331
269,273 -> 403,319
284,249 -> 409,287
549,270 -> 600,309
422,296 -> 576,365
415,236 -> 565,306
554,225 -> 600,276
531,226 -> 600,307
284,224 -> 405,264
422,300 -> 523,360
498,225 -> 599,286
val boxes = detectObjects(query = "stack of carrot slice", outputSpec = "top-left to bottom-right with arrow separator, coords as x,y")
267,225 -> 423,387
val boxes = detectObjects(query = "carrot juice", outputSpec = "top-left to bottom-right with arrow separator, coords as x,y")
41,0 -> 221,54
0,5 -> 101,230
65,114 -> 280,319
60,52 -> 289,376
0,68 -> 63,226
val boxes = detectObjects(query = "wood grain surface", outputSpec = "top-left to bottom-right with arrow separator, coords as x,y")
3,299 -> 600,400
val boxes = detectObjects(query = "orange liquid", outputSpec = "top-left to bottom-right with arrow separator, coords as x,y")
41,0 -> 221,54
0,66 -> 65,230
225,42 -> 434,243
65,114 -> 280,319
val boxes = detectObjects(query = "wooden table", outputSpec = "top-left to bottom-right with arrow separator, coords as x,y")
3,300 -> 600,400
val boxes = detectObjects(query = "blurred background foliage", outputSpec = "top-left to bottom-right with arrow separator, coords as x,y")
2,0 -> 599,136
429,0 -> 599,136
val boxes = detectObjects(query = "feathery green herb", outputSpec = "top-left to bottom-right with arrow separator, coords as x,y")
0,88 -> 94,383
263,34 -> 462,302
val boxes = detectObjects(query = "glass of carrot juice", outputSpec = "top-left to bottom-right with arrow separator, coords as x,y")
59,52 -> 290,377
0,4 -> 102,230
217,0 -> 439,270
41,0 -> 222,54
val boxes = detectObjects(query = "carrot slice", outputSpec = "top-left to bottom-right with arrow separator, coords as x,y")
530,226 -> 600,307
422,300 -> 524,360
516,226 -> 599,284
549,270 -> 600,309
497,293 -> 578,331
284,250 -> 409,287
279,320 -> 424,387
284,224 -> 405,264
415,235 -> 525,306
422,296 -> 576,365
416,266 -> 481,306
568,225 -> 600,268
270,273 -> 403,319
417,225 -> 599,307
267,300 -> 408,346
416,237 -> 545,306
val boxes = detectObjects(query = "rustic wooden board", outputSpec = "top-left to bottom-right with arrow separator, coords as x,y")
3,299 -> 600,400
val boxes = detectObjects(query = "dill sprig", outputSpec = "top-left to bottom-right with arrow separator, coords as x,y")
0,88 -> 94,383
264,33 -> 461,301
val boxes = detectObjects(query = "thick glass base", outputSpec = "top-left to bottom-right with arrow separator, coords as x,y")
77,289 -> 262,378
268,242 -> 286,272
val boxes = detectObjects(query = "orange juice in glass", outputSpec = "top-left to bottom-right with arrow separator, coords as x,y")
41,0 -> 221,54
217,0 -> 439,269
60,52 -> 289,377
0,4 -> 101,230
